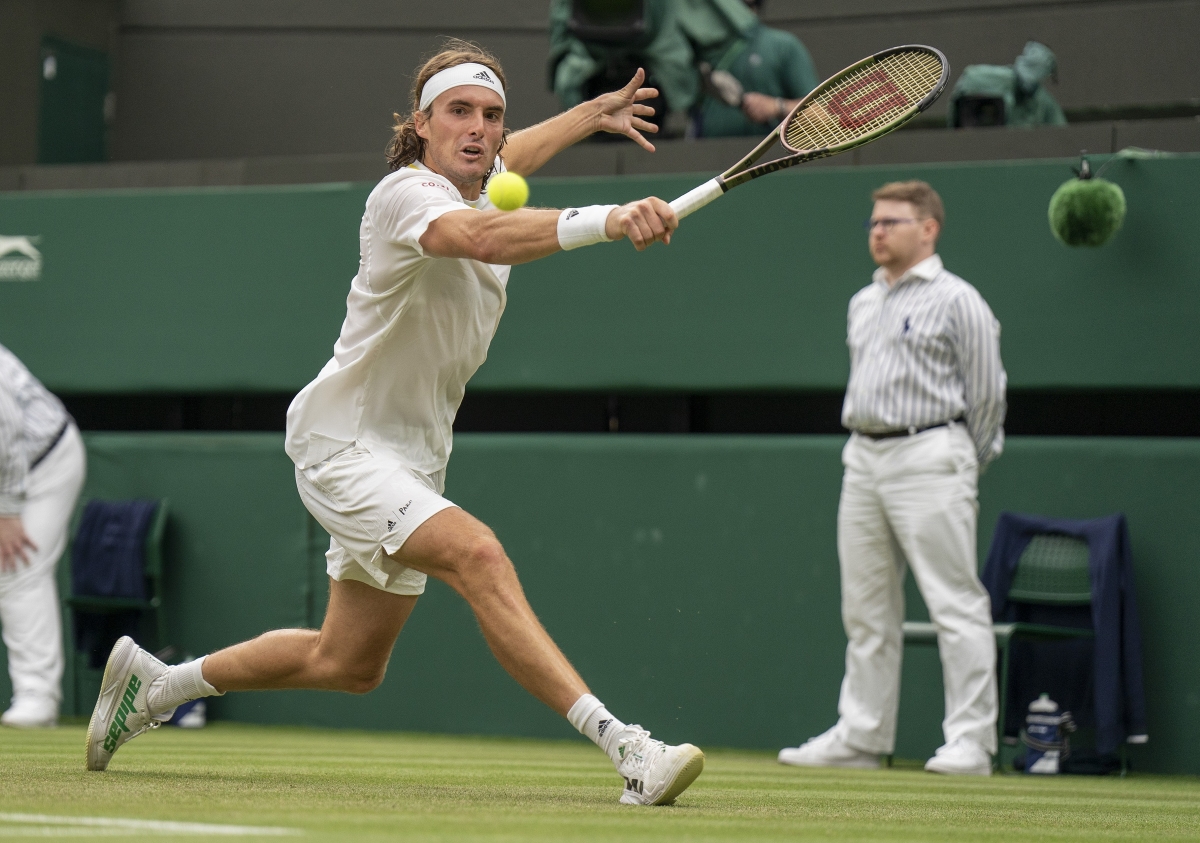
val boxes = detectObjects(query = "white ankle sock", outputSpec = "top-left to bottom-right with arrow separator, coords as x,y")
146,656 -> 223,717
566,693 -> 627,765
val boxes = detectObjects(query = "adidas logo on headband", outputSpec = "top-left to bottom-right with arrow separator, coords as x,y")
419,62 -> 506,110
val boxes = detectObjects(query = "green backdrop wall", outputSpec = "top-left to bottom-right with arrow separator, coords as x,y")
0,154 -> 1198,391
0,433 -> 1190,773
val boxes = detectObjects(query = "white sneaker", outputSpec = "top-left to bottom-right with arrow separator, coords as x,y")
1,696 -> 57,729
86,637 -> 175,771
172,699 -> 207,729
614,726 -> 705,805
778,726 -> 880,769
924,737 -> 992,776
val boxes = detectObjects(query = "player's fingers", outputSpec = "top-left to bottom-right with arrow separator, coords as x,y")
620,68 -> 646,97
643,205 -> 666,241
647,196 -> 679,233
630,117 -> 658,133
632,104 -> 655,117
626,128 -> 656,153
639,203 -> 669,245
625,212 -> 654,250
631,216 -> 654,250
22,534 -> 37,552
632,85 -> 659,103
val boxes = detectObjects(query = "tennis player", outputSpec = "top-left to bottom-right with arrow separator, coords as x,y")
86,41 -> 704,806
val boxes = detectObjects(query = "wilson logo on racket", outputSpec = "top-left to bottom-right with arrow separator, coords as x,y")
826,70 -> 909,130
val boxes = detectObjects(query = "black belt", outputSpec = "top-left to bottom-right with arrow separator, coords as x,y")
30,421 -> 69,470
856,416 -> 964,441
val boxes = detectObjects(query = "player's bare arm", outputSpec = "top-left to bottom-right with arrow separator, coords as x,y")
503,69 -> 660,176
419,197 -> 677,264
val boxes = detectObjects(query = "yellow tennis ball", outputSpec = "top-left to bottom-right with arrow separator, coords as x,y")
488,171 -> 528,211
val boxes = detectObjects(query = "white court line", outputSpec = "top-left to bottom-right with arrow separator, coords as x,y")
0,814 -> 302,837
0,830 -> 133,837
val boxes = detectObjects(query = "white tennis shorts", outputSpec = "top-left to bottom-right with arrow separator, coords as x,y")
295,441 -> 456,596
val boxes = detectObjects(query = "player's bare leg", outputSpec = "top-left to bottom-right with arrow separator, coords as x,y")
202,579 -> 417,694
85,580 -> 415,771
391,507 -> 586,714
390,506 -> 704,804
86,510 -> 702,802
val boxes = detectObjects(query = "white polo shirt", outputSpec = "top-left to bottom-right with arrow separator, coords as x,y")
286,161 -> 511,474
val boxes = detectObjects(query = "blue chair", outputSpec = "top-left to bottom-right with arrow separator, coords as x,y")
63,499 -> 169,712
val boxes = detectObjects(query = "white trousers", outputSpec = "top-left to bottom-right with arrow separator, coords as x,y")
0,425 -> 86,711
834,424 -> 997,754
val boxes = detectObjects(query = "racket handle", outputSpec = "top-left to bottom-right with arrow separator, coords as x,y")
669,178 -> 725,221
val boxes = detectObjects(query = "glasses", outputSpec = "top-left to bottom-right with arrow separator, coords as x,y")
863,217 -> 920,232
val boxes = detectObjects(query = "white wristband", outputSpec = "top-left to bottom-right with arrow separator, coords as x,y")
557,205 -> 618,251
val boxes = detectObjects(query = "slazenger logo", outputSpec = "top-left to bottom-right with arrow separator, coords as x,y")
0,236 -> 42,281
102,673 -> 142,753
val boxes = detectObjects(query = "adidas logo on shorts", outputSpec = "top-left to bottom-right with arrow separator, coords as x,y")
473,70 -> 494,83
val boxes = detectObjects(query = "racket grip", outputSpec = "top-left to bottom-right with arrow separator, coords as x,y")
669,179 -> 724,221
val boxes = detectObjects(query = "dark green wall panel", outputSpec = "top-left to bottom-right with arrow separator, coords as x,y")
1,155 -> 1198,392
4,432 -> 1192,773
38,37 -> 109,165
0,184 -> 363,391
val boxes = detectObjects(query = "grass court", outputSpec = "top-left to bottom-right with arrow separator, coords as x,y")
0,722 -> 1197,841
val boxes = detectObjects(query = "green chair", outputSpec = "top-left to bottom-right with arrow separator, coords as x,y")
63,499 -> 170,714
902,534 -> 1094,766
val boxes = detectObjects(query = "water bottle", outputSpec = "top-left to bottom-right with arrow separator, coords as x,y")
1022,693 -> 1076,774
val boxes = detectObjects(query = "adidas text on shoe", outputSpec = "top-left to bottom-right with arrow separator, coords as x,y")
615,727 -> 705,806
85,637 -> 173,771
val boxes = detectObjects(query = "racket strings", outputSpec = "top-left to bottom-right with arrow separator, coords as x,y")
784,51 -> 943,152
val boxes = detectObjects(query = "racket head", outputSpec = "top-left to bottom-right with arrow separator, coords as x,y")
780,46 -> 948,156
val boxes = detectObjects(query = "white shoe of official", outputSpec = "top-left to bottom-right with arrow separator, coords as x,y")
778,726 -> 881,769
614,726 -> 705,805
86,636 -> 175,771
1,695 -> 58,729
924,737 -> 992,776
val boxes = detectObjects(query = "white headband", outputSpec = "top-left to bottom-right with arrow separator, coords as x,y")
419,62 -> 506,111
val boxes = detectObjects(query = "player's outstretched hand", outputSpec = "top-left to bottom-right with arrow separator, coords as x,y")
593,68 -> 660,152
605,197 -> 677,251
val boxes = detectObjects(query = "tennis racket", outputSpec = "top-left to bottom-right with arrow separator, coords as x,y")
671,45 -> 949,220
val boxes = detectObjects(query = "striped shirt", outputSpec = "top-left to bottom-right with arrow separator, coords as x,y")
0,343 -> 70,515
841,254 -> 1006,466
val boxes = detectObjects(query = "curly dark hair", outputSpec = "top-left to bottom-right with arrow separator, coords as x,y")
385,39 -> 509,181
